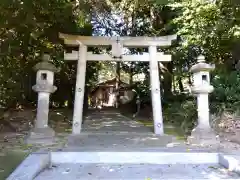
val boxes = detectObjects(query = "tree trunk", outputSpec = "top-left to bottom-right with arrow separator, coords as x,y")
68,83 -> 75,109
162,63 -> 173,99
172,73 -> 176,94
188,75 -> 192,86
83,85 -> 88,117
129,62 -> 134,85
178,77 -> 184,93
144,70 -> 150,86
115,62 -> 121,108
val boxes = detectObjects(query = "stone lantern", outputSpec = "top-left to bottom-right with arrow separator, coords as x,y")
187,55 -> 219,145
26,54 -> 59,144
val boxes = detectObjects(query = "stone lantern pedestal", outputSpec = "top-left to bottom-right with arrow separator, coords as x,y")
25,54 -> 59,145
187,55 -> 220,146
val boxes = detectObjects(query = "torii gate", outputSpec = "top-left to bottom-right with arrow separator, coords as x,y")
59,33 -> 177,135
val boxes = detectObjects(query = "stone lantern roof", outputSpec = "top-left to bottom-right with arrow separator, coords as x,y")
33,54 -> 59,72
190,55 -> 215,73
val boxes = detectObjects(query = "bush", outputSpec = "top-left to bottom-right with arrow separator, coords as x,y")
210,71 -> 240,114
163,99 -> 197,134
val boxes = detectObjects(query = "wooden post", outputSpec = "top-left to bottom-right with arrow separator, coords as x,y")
72,44 -> 87,134
149,45 -> 164,135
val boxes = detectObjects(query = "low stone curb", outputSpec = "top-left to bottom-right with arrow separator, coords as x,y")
7,153 -> 50,180
219,154 -> 240,175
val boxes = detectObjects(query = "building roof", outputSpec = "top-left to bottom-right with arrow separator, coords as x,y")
90,78 -> 132,95
97,78 -> 128,87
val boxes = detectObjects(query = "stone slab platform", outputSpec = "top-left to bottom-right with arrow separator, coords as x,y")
7,152 -> 240,180
35,163 -> 240,180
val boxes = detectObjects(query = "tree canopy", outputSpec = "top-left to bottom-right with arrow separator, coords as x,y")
0,0 -> 239,118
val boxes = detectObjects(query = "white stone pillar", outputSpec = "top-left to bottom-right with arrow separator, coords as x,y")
36,92 -> 50,128
197,93 -> 210,129
149,45 -> 164,135
72,44 -> 87,134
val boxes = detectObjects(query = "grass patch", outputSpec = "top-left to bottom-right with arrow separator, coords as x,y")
0,150 -> 29,179
136,120 -> 153,127
136,119 -> 186,140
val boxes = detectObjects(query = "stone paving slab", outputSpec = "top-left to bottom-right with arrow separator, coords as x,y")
66,133 -> 178,151
82,112 -> 153,133
66,111 -> 186,152
35,163 -> 240,180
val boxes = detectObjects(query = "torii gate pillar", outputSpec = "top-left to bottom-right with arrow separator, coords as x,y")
149,46 -> 164,134
72,45 -> 87,134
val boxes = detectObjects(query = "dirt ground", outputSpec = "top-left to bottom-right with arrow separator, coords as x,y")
0,108 -> 72,179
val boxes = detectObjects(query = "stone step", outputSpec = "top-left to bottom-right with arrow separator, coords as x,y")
51,152 -> 219,164
35,163 -> 240,180
8,152 -> 240,180
61,146 -> 216,152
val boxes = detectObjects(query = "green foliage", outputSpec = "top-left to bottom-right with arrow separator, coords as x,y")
211,71 -> 240,113
133,81 -> 151,104
163,99 -> 197,134
155,0 -> 171,5
163,0 -> 240,124
170,0 -> 240,65
0,0 -> 100,108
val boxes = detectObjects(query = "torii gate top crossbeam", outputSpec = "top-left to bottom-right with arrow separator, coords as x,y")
59,33 -> 177,47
